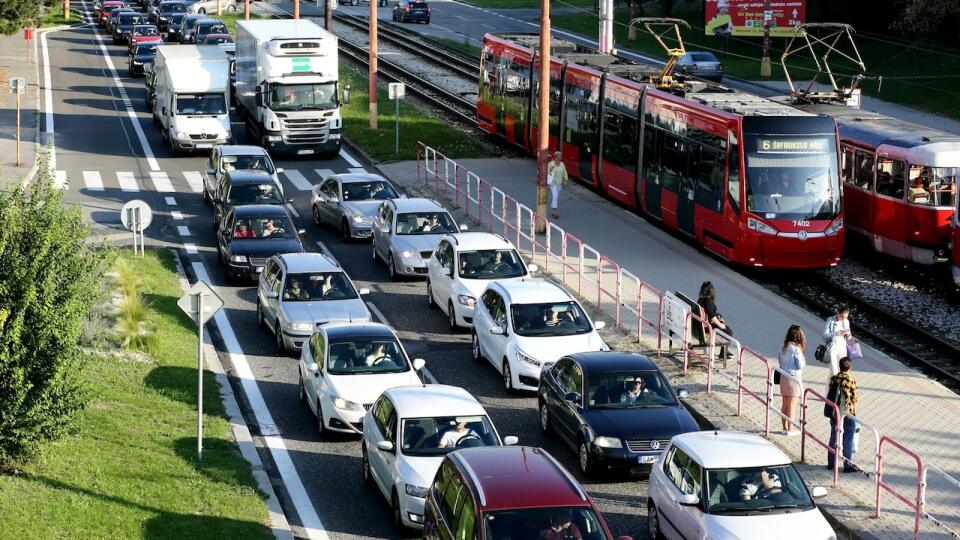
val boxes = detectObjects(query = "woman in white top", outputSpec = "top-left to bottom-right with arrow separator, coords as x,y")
777,325 -> 806,435
823,305 -> 852,376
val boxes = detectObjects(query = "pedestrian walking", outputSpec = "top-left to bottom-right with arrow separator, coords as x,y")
697,281 -> 733,359
546,151 -> 569,219
778,325 -> 805,436
823,305 -> 852,376
826,357 -> 859,473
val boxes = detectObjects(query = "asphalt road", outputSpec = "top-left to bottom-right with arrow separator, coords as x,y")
45,5 -> 660,539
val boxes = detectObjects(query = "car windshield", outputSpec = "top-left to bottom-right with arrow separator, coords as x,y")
283,272 -> 357,302
222,154 -> 273,173
341,180 -> 397,201
268,82 -> 338,112
400,415 -> 498,456
231,216 -> 295,239
227,183 -> 283,205
204,35 -> 231,44
161,2 -> 184,11
690,52 -> 718,62
704,464 -> 815,515
327,338 -> 409,375
458,249 -> 525,279
199,23 -> 227,35
395,212 -> 457,235
744,134 -> 841,220
120,14 -> 144,24
133,25 -> 159,35
170,13 -> 184,22
586,371 -> 677,409
511,301 -> 591,337
135,43 -> 158,54
482,507 -> 608,540
175,93 -> 226,115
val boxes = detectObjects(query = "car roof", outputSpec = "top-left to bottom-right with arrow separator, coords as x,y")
225,170 -> 275,184
671,431 -> 792,469
491,279 -> 571,305
567,351 -> 659,373
385,385 -> 487,419
449,447 -> 590,511
197,19 -> 223,25
389,197 -> 447,213
321,322 -> 396,342
442,232 -> 514,252
233,204 -> 290,217
276,252 -> 340,273
219,145 -> 269,156
330,173 -> 388,184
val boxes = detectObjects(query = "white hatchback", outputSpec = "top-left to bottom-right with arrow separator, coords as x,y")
361,384 -> 517,530
298,322 -> 425,436
426,232 -> 537,330
471,279 -> 607,392
647,431 -> 836,540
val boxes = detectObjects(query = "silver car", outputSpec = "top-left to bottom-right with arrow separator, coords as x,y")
311,173 -> 401,240
203,144 -> 284,204
677,51 -> 724,82
188,0 -> 237,14
258,253 -> 372,352
371,198 -> 465,279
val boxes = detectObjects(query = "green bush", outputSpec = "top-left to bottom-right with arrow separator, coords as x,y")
0,167 -> 109,465
1,0 -> 41,35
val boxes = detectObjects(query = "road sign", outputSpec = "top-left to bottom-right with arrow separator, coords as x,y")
9,77 -> 26,95
120,199 -> 153,231
177,280 -> 224,327
388,82 -> 405,100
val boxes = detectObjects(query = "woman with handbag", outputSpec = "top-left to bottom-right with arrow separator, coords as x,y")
698,281 -> 734,359
777,325 -> 806,436
823,305 -> 852,376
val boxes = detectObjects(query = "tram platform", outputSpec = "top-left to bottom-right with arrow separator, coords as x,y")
377,153 -> 960,540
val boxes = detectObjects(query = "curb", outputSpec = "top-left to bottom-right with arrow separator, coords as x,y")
168,249 -> 295,540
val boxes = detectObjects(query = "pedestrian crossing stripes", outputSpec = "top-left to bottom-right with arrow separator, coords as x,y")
315,169 -> 335,181
182,171 -> 204,193
150,171 -> 175,193
54,170 -> 69,189
117,171 -> 139,192
348,167 -> 369,175
283,169 -> 313,191
82,170 -> 104,191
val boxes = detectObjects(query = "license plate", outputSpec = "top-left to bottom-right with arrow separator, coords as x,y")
195,143 -> 213,149
255,267 -> 263,273
639,455 -> 657,464
297,149 -> 315,155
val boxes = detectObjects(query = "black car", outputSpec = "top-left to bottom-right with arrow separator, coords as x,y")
106,6 -> 134,33
538,352 -> 699,478
112,11 -> 146,44
128,42 -> 158,76
166,13 -> 186,39
212,170 -> 288,229
392,0 -> 430,23
176,13 -> 204,43
217,205 -> 304,283
191,19 -> 227,44
153,0 -> 186,30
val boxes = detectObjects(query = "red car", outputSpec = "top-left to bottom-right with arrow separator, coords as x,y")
200,33 -> 232,45
423,446 -> 633,540
127,24 -> 163,53
99,0 -> 125,26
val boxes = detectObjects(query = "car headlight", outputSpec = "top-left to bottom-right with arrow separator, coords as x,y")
457,294 -> 475,307
352,213 -> 369,224
400,250 -> 415,259
133,60 -> 143,65
404,484 -> 429,498
747,217 -> 778,235
229,255 -> 247,263
332,395 -> 365,411
593,436 -> 622,449
267,135 -> 281,142
176,131 -> 188,140
516,350 -> 541,367
329,133 -> 341,139
825,217 -> 843,236
288,322 -> 313,332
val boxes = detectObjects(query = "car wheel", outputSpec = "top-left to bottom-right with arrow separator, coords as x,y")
388,254 -> 398,280
257,300 -> 268,331
202,186 -> 209,203
298,373 -> 307,405
424,18 -> 429,24
391,490 -> 404,530
371,239 -> 379,262
312,205 -> 321,226
448,302 -> 458,331
197,7 -> 205,13
502,360 -> 513,392
362,446 -> 374,485
471,331 -> 483,362
316,400 -> 326,437
539,399 -> 551,434
648,503 -> 666,540
275,320 -> 286,353
426,280 -> 436,308
341,219 -> 351,241
579,440 -> 595,477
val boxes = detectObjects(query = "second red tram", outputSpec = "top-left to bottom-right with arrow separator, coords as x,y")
478,33 -> 844,269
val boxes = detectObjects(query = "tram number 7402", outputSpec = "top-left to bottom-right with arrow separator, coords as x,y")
793,220 -> 811,227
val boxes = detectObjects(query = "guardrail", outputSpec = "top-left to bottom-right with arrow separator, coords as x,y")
414,141 -> 940,537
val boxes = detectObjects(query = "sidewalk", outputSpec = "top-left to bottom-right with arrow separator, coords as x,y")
0,30 -> 40,186
379,155 -> 960,540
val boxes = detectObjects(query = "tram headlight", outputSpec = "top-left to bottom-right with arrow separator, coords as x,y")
825,217 -> 844,236
747,217 -> 778,235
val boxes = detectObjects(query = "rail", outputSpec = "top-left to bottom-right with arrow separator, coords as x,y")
876,436 -> 925,539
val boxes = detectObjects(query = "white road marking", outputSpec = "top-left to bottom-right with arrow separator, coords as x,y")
150,171 -> 175,192
165,196 -> 177,206
314,168 -> 335,180
184,243 -> 198,254
40,30 -> 58,172
117,171 -> 139,192
287,204 -> 300,218
177,225 -> 191,236
365,301 -> 392,327
53,170 -> 69,189
82,170 -> 105,191
339,148 -> 363,168
192,262 -> 331,540
314,240 -> 341,267
283,169 -> 314,191
171,211 -> 184,220
182,171 -> 205,193
347,167 -> 368,174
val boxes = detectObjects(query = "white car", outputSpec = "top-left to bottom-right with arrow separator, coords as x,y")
427,232 -> 537,330
361,384 -> 518,530
647,431 -> 836,540
298,322 -> 425,436
471,279 -> 607,392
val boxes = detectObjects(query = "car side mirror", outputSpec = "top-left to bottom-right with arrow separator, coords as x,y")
276,167 -> 284,174
564,392 -> 581,405
594,321 -> 606,330
412,358 -> 426,371
306,362 -> 319,375
677,493 -> 700,507
443,267 -> 453,277
526,264 -> 539,273
206,167 -> 215,175
489,326 -> 505,336
677,388 -> 689,399
811,486 -> 828,499
255,87 -> 263,107
459,224 -> 468,231
297,228 -> 306,235
358,287 -> 370,295
503,435 -> 518,446
376,440 -> 394,453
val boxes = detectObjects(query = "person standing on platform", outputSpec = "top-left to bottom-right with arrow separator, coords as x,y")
826,357 -> 859,473
547,151 -> 569,219
823,305 -> 852,376
778,325 -> 806,436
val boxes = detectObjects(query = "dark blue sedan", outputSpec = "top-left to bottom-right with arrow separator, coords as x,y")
216,204 -> 305,284
538,351 -> 700,477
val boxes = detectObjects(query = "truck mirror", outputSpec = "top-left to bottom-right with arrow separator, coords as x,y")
342,83 -> 350,105
255,87 -> 263,107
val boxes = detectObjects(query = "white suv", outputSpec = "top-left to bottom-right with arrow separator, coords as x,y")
647,431 -> 835,540
471,279 -> 607,392
426,232 -> 537,330
361,384 -> 517,530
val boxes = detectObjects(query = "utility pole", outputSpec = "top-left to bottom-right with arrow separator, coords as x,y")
535,0 -> 550,233
369,0 -> 378,129
326,0 -> 334,31
294,0 -> 300,19
244,0 -> 249,19
63,0 -> 69,21
760,0 -> 771,77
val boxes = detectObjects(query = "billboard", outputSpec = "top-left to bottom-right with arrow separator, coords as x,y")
704,0 -> 806,37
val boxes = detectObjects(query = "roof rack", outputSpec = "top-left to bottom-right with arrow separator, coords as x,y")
781,23 -> 870,104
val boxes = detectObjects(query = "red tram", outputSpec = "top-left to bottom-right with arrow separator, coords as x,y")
477,33 -> 845,269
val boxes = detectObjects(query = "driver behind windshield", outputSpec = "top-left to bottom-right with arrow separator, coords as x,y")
438,419 -> 475,448
619,376 -> 650,404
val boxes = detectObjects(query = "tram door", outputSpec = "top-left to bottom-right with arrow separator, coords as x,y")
677,170 -> 697,235
642,124 -> 662,219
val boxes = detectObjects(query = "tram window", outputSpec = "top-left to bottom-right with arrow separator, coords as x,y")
602,110 -> 638,172
728,136 -> 741,214
876,158 -> 905,199
841,146 -> 855,184
642,125 -> 659,183
695,146 -> 725,212
549,72 -> 562,137
660,134 -> 686,192
854,151 -> 874,189
909,165 -> 958,207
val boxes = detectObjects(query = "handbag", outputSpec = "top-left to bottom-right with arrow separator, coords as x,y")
815,342 -> 828,363
824,381 -> 838,418
773,371 -> 781,384
846,340 -> 863,361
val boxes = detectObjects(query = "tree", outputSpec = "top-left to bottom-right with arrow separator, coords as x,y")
0,0 -> 41,36
892,0 -> 960,34
0,165 -> 109,465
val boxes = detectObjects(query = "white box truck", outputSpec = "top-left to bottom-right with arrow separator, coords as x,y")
235,19 -> 342,157
153,45 -> 232,154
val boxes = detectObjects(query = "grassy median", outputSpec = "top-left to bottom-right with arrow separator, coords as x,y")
0,250 -> 272,540
456,0 -> 594,8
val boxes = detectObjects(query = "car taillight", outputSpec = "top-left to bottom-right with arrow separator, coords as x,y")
404,5 -> 410,11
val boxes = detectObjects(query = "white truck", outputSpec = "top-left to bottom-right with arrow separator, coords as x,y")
235,19 -> 342,157
153,45 -> 232,154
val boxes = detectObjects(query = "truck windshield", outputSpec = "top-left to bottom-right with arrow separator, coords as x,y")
176,93 -> 226,115
744,135 -> 840,221
268,82 -> 337,111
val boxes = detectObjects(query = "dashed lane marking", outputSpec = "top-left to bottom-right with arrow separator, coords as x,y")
182,171 -> 204,193
165,196 -> 177,206
314,168 -> 335,180
339,148 -> 363,168
53,170 -> 68,189
82,170 -> 104,191
283,169 -> 314,191
177,225 -> 191,236
185,243 -> 198,254
314,240 -> 341,267
171,211 -> 184,220
150,171 -> 175,192
117,171 -> 139,192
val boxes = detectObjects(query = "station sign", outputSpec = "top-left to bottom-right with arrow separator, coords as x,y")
704,0 -> 805,37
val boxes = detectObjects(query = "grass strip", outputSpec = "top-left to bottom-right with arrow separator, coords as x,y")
0,249 -> 272,540
219,11 -> 266,38
39,3 -> 84,27
455,0 -> 594,9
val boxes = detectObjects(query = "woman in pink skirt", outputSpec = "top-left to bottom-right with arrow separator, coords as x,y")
778,325 -> 806,435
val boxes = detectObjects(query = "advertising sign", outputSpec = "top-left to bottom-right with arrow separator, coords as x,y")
704,0 -> 805,37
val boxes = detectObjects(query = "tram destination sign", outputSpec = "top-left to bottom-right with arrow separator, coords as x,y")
756,137 -> 829,153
